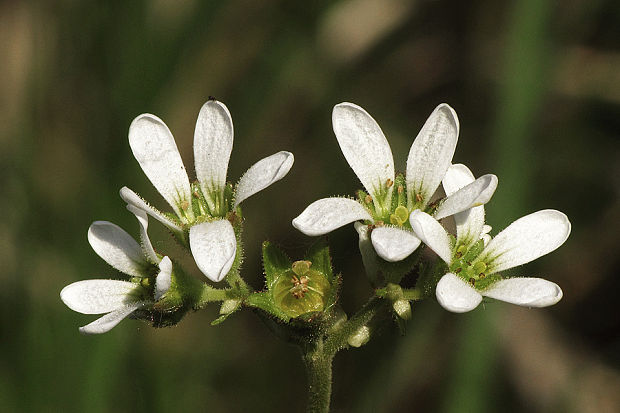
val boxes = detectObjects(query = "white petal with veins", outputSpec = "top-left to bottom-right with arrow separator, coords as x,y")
234,151 -> 294,208
434,174 -> 497,219
409,210 -> 452,264
155,256 -> 172,300
127,204 -> 158,264
60,279 -> 139,314
371,226 -> 421,262
436,273 -> 482,313
190,220 -> 237,282
129,114 -> 193,219
406,104 -> 459,208
479,210 -> 571,274
194,100 -> 234,200
442,164 -> 485,246
332,103 -> 394,211
482,277 -> 563,307
120,187 -> 183,233
442,163 -> 474,196
79,303 -> 144,335
292,197 -> 372,236
88,221 -> 147,277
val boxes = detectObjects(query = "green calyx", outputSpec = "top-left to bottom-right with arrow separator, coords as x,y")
248,240 -> 340,323
130,263 -> 206,328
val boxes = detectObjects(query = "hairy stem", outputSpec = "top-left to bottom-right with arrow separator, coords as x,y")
302,343 -> 334,413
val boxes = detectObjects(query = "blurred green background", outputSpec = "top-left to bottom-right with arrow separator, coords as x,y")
1,0 -> 619,412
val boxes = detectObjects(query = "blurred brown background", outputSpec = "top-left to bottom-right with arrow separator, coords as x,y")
1,0 -> 619,412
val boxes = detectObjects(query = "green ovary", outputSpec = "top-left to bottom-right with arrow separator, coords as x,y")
272,267 -> 330,318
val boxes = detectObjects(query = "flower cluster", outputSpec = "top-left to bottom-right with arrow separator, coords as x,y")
293,103 -> 570,312
61,99 -> 570,336
61,100 -> 294,333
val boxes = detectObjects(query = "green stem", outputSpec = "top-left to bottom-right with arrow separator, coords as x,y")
324,297 -> 387,355
194,286 -> 236,310
226,268 -> 251,294
302,344 -> 334,413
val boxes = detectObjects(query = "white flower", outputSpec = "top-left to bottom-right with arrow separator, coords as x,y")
292,103 -> 497,263
409,164 -> 571,313
60,207 -> 173,334
120,100 -> 294,282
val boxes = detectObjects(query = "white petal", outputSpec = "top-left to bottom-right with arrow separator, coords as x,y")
292,197 -> 372,236
128,114 -> 193,220
482,277 -> 563,307
332,103 -> 394,211
442,163 -> 474,196
434,174 -> 498,219
436,273 -> 482,313
155,256 -> 172,300
481,234 -> 492,246
88,221 -> 147,277
127,204 -> 158,264
234,151 -> 294,208
454,206 -> 486,248
406,104 -> 459,208
60,280 -> 139,314
120,187 -> 183,234
442,165 -> 485,246
194,100 -> 234,198
481,224 -> 492,235
479,210 -> 571,273
409,210 -> 452,264
189,220 -> 237,282
370,226 -> 421,262
354,222 -> 381,281
79,303 -> 144,335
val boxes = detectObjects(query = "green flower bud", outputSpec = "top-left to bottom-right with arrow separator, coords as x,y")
393,299 -> 411,320
348,326 -> 371,348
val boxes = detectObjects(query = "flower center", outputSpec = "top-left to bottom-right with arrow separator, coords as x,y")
450,240 -> 500,290
272,260 -> 330,318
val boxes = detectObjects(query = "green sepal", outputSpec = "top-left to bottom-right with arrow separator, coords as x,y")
305,238 -> 333,282
246,291 -> 291,323
137,264 -> 204,328
262,241 -> 293,289
462,238 -> 485,263
377,246 -> 423,286
415,259 -> 449,299
211,299 -> 242,326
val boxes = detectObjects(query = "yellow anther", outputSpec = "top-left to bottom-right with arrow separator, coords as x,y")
364,195 -> 372,204
394,205 -> 409,223
390,214 -> 402,226
415,193 -> 424,203
180,200 -> 190,211
397,185 -> 404,194
386,178 -> 394,188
